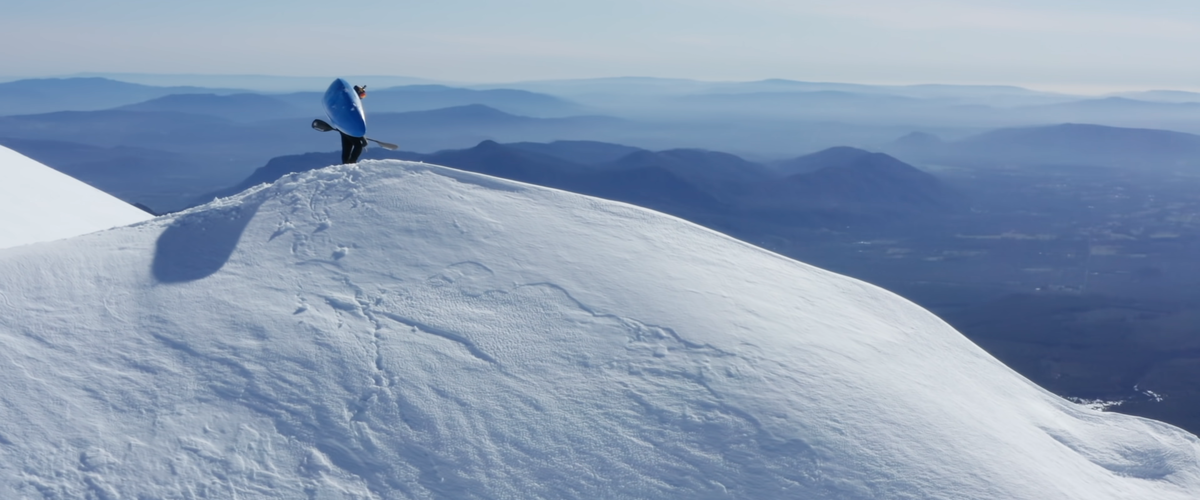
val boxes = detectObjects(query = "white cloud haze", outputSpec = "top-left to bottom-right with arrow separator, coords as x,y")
3,0 -> 1200,91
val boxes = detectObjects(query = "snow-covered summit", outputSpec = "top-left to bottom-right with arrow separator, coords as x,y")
0,145 -> 151,249
0,160 -> 1197,499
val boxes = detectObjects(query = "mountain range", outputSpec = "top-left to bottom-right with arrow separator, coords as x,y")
0,77 -> 246,115
0,105 -> 631,211
272,85 -> 586,118
743,151 -> 961,216
195,140 -> 961,230
478,77 -> 1081,106
66,72 -> 437,92
9,95 -> 1200,218
116,93 -> 307,122
0,78 -> 584,120
505,140 -> 645,164
886,123 -> 1200,170
12,77 -> 1200,157
0,137 -> 213,211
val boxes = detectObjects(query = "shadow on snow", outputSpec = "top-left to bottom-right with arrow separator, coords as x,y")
152,201 -> 262,283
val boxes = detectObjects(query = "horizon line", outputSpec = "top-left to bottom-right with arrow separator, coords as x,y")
1,72 -> 1199,97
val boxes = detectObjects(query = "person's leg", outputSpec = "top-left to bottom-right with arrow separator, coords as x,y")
348,137 -> 367,163
340,133 -> 354,164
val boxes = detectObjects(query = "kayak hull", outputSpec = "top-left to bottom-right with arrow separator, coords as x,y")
322,78 -> 367,138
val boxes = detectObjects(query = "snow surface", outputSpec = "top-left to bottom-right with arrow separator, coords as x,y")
0,160 -> 1197,499
0,145 -> 152,250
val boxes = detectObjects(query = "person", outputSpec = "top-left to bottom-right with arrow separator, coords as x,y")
340,85 -> 369,164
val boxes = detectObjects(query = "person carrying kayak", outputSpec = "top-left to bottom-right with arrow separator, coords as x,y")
339,85 -> 369,164
313,80 -> 397,159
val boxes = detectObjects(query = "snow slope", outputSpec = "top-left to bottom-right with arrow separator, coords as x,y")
0,145 -> 152,249
0,160 -> 1197,499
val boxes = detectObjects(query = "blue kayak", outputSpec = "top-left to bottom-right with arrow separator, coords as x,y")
322,78 -> 366,138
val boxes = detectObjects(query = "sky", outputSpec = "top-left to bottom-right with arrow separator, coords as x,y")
3,0 -> 1200,92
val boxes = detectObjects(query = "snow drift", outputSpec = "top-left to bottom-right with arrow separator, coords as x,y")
0,145 -> 151,249
0,160 -> 1197,499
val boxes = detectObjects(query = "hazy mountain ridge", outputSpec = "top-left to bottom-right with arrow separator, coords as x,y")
662,90 -> 931,119
0,78 -> 583,121
750,151 -> 962,214
116,93 -> 306,122
505,140 -> 646,164
0,105 -> 636,211
98,85 -> 585,121
0,104 -> 620,157
0,136 -> 219,210
195,141 -> 728,217
0,77 -> 247,115
65,72 -> 437,92
1109,90 -> 1200,103
480,77 -> 1080,105
887,123 -> 1200,169
194,141 -> 959,232
370,85 -> 585,117
611,148 -> 776,183
771,146 -> 878,176
11,76 -> 1200,139
11,78 -> 1200,204
0,109 -> 238,148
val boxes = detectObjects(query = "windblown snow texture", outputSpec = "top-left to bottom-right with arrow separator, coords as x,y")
0,145 -> 151,249
0,160 -> 1197,499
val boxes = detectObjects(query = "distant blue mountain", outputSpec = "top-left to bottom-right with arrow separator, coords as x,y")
1110,90 -> 1200,104
0,137 -> 213,212
272,85 -> 584,118
506,140 -> 645,165
608,149 -> 776,200
197,141 -> 958,229
0,104 -> 632,179
771,146 -> 878,176
361,106 -> 628,151
375,85 -> 584,117
491,77 -> 1082,109
749,149 -> 962,215
0,110 -> 303,210
709,80 -> 1070,103
0,110 -> 235,149
886,123 -> 1200,170
116,94 -> 306,121
423,140 -> 590,182
69,73 -> 437,92
0,78 -> 244,115
1,78 -> 579,120
671,90 -> 926,115
5,101 -> 962,216
372,104 -> 532,126
428,141 -> 730,215
1019,98 -> 1200,122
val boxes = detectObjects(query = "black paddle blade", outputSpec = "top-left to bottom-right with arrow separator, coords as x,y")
367,137 -> 399,150
311,119 -> 334,132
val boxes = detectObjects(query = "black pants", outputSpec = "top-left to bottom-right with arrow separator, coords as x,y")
341,133 -> 367,164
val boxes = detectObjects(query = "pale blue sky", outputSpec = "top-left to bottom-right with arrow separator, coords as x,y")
4,0 -> 1200,92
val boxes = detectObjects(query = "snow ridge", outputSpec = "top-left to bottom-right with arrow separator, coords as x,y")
0,145 -> 151,249
0,160 -> 1197,499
